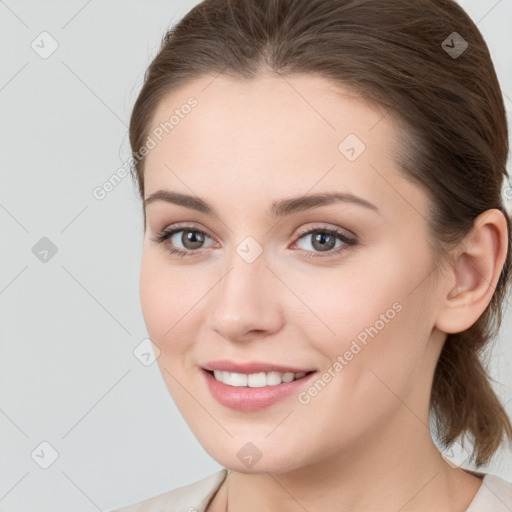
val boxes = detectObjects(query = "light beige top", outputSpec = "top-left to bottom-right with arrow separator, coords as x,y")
111,468 -> 512,512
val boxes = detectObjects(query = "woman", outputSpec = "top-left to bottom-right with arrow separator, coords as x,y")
113,0 -> 512,510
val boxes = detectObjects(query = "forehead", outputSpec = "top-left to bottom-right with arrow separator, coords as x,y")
142,73 -> 428,222
146,73 -> 385,161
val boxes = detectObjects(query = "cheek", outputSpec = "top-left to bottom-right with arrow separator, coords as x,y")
139,250 -> 226,383
139,258 -> 168,341
282,259 -> 403,351
315,242 -> 433,348
139,251 -> 198,350
299,250 -> 434,395
139,255 -> 201,404
292,299 -> 428,448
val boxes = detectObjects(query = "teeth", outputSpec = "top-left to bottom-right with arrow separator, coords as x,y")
212,370 -> 307,387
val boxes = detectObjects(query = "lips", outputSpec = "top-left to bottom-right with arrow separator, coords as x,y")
202,359 -> 315,374
199,359 -> 318,411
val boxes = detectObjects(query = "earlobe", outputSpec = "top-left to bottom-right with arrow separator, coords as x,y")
435,208 -> 508,334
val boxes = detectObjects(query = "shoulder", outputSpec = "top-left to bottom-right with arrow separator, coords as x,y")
466,473 -> 512,512
110,468 -> 228,512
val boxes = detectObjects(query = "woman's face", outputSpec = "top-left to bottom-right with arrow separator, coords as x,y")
140,73 -> 448,474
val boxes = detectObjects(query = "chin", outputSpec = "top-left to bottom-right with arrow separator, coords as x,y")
197,435 -> 309,475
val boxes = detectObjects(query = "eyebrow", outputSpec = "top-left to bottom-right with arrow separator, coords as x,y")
143,189 -> 380,218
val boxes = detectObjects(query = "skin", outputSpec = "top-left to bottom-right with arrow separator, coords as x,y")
139,72 -> 508,511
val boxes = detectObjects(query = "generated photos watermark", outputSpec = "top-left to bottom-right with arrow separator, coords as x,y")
297,301 -> 403,405
92,96 -> 198,201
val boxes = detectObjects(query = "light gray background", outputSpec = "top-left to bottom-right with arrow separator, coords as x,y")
1,1 -> 511,510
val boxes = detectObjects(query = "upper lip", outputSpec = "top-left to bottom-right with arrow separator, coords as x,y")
202,359 -> 316,374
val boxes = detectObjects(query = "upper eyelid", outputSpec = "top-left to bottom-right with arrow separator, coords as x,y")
295,223 -> 355,238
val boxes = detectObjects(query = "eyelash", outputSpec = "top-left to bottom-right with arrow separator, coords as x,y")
150,223 -> 357,259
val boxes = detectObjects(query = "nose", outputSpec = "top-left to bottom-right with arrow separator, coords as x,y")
205,246 -> 284,342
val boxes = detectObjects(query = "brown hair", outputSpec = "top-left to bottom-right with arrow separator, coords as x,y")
128,0 -> 512,466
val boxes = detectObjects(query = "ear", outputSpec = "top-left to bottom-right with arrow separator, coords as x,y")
434,208 -> 509,334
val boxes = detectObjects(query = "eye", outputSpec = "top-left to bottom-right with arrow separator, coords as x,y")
150,224 -> 215,258
292,226 -> 357,258
150,223 -> 357,259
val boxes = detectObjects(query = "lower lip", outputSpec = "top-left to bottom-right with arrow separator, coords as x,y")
202,369 -> 317,411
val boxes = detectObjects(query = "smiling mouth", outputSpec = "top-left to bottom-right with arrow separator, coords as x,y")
204,369 -> 316,387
